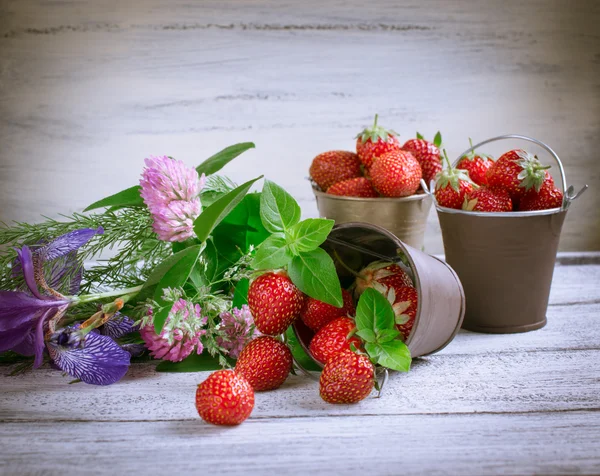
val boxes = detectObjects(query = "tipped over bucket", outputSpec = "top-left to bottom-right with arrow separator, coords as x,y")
313,189 -> 432,250
292,222 -> 465,366
433,135 -> 588,333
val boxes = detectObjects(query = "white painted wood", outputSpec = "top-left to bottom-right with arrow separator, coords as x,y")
2,413 -> 599,476
0,0 -> 598,253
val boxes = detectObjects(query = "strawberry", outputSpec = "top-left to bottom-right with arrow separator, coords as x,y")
355,114 -> 402,168
248,272 -> 305,335
486,149 -> 552,205
327,177 -> 379,198
369,150 -> 422,197
519,179 -> 563,211
319,350 -> 374,404
195,369 -> 254,425
463,186 -> 513,212
354,261 -> 413,298
402,132 -> 443,186
309,316 -> 363,364
309,150 -> 362,192
456,139 -> 494,186
389,286 -> 418,341
300,289 -> 356,332
234,336 -> 293,391
435,149 -> 476,209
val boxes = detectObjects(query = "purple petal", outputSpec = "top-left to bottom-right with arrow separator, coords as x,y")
46,252 -> 83,295
0,321 -> 32,353
40,227 -> 104,261
100,313 -> 137,339
33,308 -> 52,368
48,330 -> 130,385
10,328 -> 36,356
15,246 -> 43,299
0,291 -> 68,330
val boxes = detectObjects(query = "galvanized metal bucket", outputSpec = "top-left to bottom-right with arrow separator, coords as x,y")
312,189 -> 432,250
429,134 -> 588,333
292,222 -> 466,369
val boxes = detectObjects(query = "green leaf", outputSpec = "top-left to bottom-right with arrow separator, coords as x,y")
196,142 -> 255,177
84,185 -> 144,212
193,176 -> 262,242
285,327 -> 321,372
252,233 -> 294,270
356,329 -> 377,343
377,328 -> 401,343
355,288 -> 396,334
288,248 -> 343,307
286,218 -> 334,255
152,305 -> 172,335
232,278 -> 250,308
416,131 -> 424,140
156,353 -> 231,372
433,131 -> 443,148
377,340 -> 412,372
260,180 -> 301,233
365,342 -> 382,361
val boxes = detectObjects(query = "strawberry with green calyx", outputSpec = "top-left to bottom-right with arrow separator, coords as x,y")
519,179 -> 564,211
434,149 -> 477,210
327,177 -> 379,198
234,336 -> 293,391
486,149 -> 552,204
353,260 -> 413,299
463,186 -> 513,212
300,289 -> 356,332
355,114 -> 402,168
309,150 -> 362,192
456,138 -> 494,186
196,369 -> 254,426
319,349 -> 375,404
402,131 -> 443,186
370,150 -> 422,197
309,316 -> 363,364
388,286 -> 418,341
247,271 -> 306,336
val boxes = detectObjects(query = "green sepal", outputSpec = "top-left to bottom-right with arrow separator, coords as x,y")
516,151 -> 552,192
356,114 -> 398,144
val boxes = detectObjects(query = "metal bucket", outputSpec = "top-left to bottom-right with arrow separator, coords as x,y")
430,134 -> 588,334
313,189 -> 432,250
292,222 -> 466,368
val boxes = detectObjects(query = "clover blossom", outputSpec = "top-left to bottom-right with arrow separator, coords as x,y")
216,305 -> 260,358
140,155 -> 206,242
140,299 -> 207,362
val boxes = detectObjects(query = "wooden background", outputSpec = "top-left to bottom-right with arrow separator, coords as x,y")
0,0 -> 598,253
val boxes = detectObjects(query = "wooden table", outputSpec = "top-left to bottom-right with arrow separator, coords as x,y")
2,255 -> 599,475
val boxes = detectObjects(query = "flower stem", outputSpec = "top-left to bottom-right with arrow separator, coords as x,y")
73,285 -> 144,304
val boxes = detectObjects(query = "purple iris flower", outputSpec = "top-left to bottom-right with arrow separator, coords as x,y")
0,227 -> 103,368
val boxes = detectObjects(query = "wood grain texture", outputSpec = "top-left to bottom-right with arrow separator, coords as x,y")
2,413 -> 600,476
0,0 -> 599,253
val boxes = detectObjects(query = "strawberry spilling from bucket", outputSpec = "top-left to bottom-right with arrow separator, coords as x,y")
300,289 -> 356,332
319,350 -> 375,404
354,261 -> 414,298
435,150 -> 477,210
355,114 -> 402,169
235,336 -> 293,392
402,131 -> 443,186
456,139 -> 495,186
196,370 -> 255,426
309,316 -> 363,364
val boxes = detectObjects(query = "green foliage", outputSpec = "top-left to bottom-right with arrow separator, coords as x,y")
288,248 -> 343,308
259,180 -> 301,233
155,352 -> 233,372
84,186 -> 144,212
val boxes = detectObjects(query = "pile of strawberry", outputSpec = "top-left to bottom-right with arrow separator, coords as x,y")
435,146 -> 563,212
309,115 -> 442,198
195,259 -> 416,425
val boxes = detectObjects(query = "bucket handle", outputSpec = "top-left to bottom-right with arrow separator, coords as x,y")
423,134 -> 588,211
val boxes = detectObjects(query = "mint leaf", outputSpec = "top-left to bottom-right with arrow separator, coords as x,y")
196,142 -> 255,177
285,327 -> 322,372
260,180 -> 301,233
288,248 -> 343,307
356,329 -> 377,343
355,288 -> 396,334
365,342 -> 382,361
252,233 -> 293,270
84,185 -> 144,212
232,278 -> 250,308
377,340 -> 411,372
286,218 -> 334,255
156,353 -> 232,372
377,328 -> 401,343
193,176 -> 262,242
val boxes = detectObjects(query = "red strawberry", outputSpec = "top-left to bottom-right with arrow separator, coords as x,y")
234,336 -> 293,391
327,177 -> 379,198
195,369 -> 254,425
309,316 -> 363,364
402,132 -> 443,186
248,272 -> 305,335
319,350 -> 374,404
310,150 -> 362,192
389,286 -> 418,341
519,180 -> 563,211
354,261 -> 413,298
463,186 -> 513,212
355,114 -> 402,168
435,150 -> 476,209
456,139 -> 494,186
370,150 -> 422,197
300,289 -> 356,332
486,149 -> 552,205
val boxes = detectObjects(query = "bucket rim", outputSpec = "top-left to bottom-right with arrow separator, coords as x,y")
312,187 -> 430,203
435,204 -> 565,218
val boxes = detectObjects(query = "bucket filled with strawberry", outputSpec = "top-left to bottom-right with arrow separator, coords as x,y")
309,115 -> 442,249
430,134 -> 588,333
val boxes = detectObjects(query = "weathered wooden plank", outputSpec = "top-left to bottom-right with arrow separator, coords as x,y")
1,412 -> 599,475
0,0 -> 598,252
549,264 -> 600,305
2,348 -> 598,422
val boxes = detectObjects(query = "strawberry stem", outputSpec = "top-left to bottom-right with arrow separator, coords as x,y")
442,149 -> 453,171
373,114 -> 379,128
